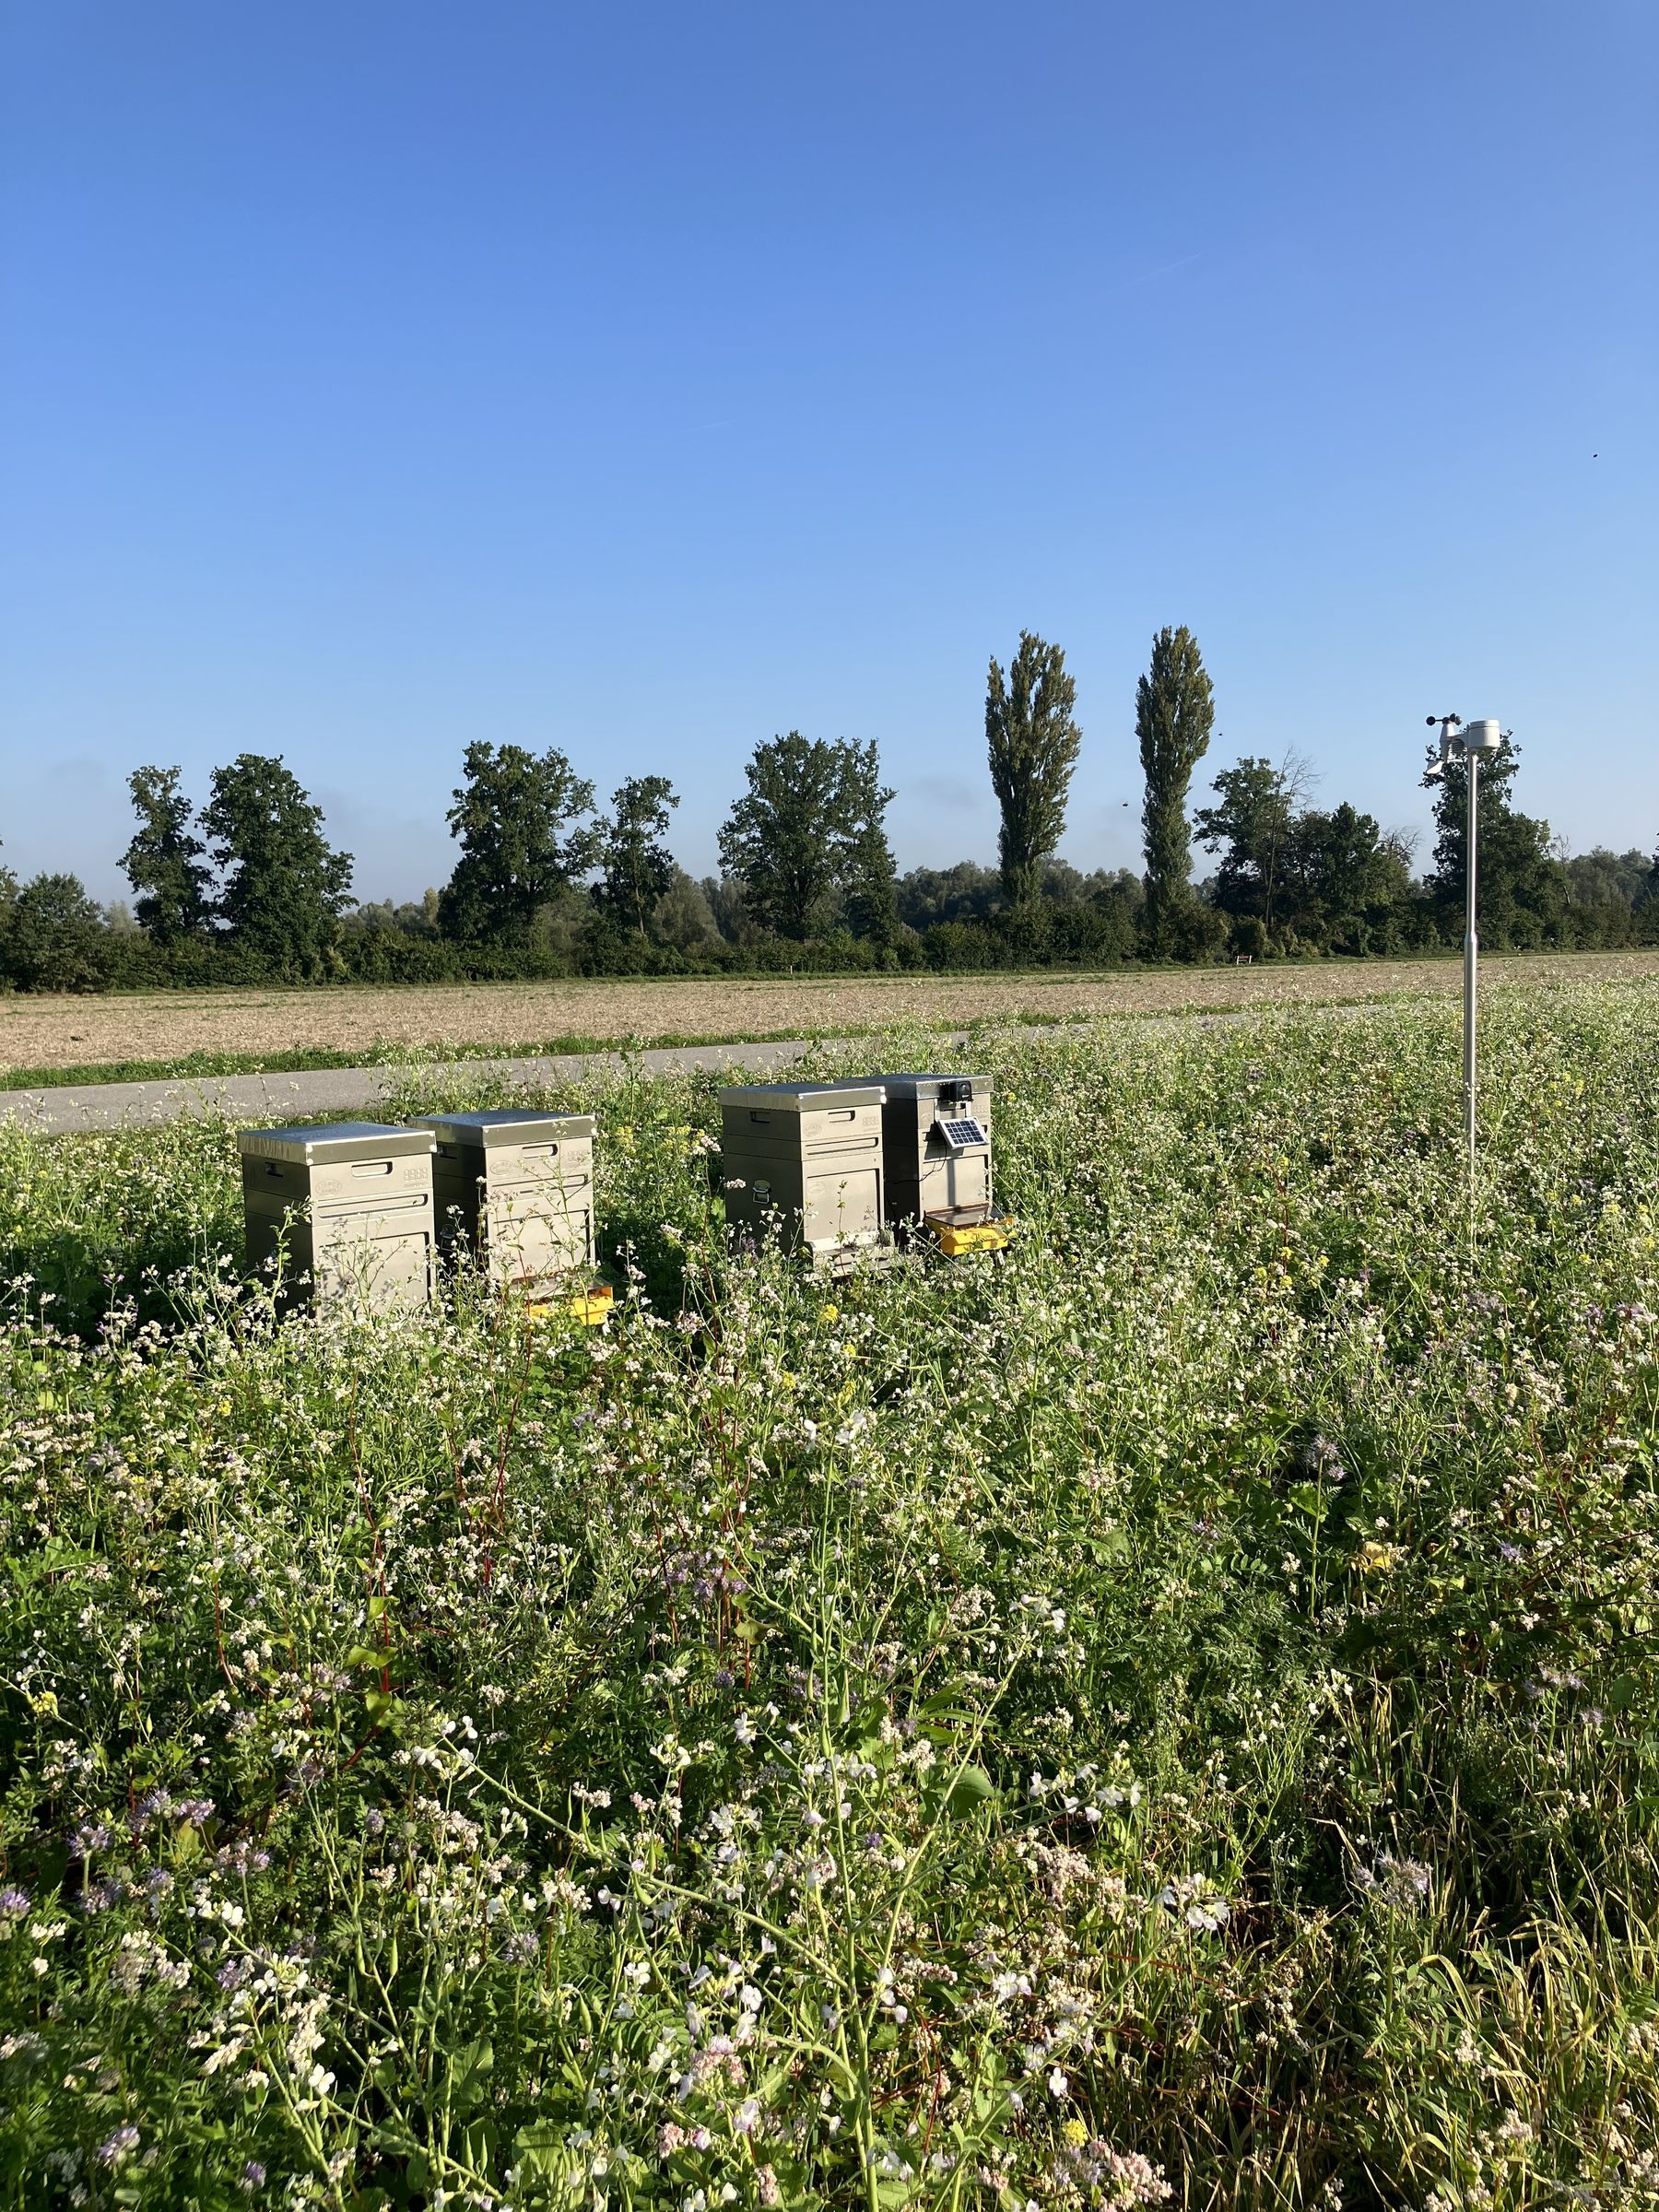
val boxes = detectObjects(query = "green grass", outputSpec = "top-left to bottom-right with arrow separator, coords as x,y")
1,985 -> 1656,2206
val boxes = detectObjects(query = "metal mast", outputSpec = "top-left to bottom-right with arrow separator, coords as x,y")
1425,715 -> 1503,1205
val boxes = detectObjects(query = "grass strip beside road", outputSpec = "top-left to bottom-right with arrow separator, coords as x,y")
0,1030 -> 860,1093
0,995 -> 1372,1093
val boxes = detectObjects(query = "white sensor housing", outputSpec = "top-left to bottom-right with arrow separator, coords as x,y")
1463,720 -> 1502,755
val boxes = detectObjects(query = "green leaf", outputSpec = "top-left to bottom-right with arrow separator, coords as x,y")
846,1695 -> 889,1751
931,1763 -> 995,1820
449,2036 -> 494,2110
513,2124 -> 565,2182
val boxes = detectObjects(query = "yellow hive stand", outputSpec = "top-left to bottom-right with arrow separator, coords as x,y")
524,1278 -> 615,1327
925,1208 -> 1013,1257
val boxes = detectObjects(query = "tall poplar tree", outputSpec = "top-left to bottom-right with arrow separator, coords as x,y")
984,632 -> 1082,908
1135,626 -> 1215,948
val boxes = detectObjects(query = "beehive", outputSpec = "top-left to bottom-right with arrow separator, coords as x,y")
238,1122 -> 437,1313
718,1081 -> 888,1265
869,1072 -> 995,1230
411,1109 -> 595,1292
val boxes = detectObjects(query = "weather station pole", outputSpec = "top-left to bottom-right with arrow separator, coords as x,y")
1464,738 -> 1479,1174
1425,715 -> 1503,1218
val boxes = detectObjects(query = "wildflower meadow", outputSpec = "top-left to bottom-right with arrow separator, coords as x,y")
2,983 -> 1657,2210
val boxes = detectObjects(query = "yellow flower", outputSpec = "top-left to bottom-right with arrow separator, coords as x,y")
1061,2117 -> 1088,2147
1357,1540 -> 1402,1573
818,1303 -> 840,1324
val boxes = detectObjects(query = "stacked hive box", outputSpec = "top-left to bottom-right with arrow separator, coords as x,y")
412,1109 -> 596,1292
238,1122 -> 437,1313
871,1072 -> 995,1233
718,1081 -> 889,1266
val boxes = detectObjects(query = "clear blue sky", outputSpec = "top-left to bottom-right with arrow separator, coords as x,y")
2,0 -> 1654,905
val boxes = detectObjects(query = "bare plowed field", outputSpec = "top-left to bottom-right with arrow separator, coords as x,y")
5,950 -> 1656,1074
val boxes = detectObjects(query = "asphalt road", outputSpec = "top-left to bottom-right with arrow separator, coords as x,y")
0,1034 -> 979,1136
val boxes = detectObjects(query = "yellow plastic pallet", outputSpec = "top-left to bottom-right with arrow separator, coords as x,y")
933,1218 -> 1013,1257
525,1282 -> 615,1327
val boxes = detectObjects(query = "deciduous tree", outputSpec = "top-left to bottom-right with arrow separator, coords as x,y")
1288,802 -> 1415,954
1423,735 -> 1565,949
594,777 -> 679,942
717,735 -> 894,941
840,745 -> 900,945
652,868 -> 721,951
121,766 -> 215,943
439,743 -> 598,944
201,755 -> 354,977
1194,752 -> 1313,937
5,873 -> 108,992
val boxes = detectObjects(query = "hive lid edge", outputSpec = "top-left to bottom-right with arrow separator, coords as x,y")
236,1121 -> 437,1163
411,1109 -> 598,1145
864,1071 -> 992,1096
719,1082 -> 887,1110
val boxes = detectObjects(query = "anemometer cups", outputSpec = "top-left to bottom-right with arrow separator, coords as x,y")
1426,714 -> 1502,771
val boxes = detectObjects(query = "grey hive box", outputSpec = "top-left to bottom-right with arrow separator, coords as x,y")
238,1122 -> 437,1313
718,1081 -> 889,1265
825,1072 -> 995,1230
411,1109 -> 595,1292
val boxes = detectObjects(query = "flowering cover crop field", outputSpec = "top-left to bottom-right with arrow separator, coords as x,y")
1,986 -> 1657,2210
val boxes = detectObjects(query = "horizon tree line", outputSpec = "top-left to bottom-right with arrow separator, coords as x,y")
2,629 -> 1655,992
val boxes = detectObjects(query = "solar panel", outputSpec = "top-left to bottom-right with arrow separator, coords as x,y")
935,1116 -> 989,1150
